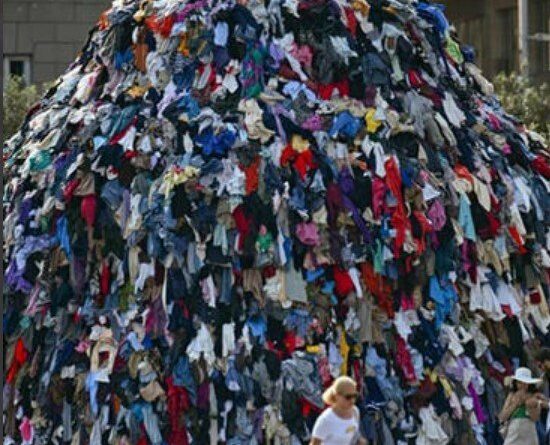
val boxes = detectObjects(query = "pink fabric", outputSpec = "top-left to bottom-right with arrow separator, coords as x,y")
296,222 -> 320,246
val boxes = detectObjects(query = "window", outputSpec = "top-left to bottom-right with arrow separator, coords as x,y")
3,55 -> 31,86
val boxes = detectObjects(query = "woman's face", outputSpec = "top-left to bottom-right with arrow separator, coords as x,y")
517,381 -> 528,392
334,384 -> 358,410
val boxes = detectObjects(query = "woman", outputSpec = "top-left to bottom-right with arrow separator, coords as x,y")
310,376 -> 367,445
498,367 -> 548,444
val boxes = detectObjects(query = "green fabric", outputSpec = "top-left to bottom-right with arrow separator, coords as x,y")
257,232 -> 273,252
446,37 -> 464,65
510,405 -> 528,419
29,150 -> 52,172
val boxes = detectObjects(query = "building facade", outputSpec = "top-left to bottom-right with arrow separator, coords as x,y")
3,0 -> 110,86
3,0 -> 550,86
443,0 -> 550,83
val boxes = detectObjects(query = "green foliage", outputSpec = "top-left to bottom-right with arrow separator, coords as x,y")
2,75 -> 41,143
493,72 -> 550,142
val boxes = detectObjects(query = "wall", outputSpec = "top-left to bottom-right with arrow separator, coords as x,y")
3,0 -> 110,84
443,0 -> 550,82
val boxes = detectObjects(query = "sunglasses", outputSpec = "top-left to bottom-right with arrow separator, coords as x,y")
340,393 -> 358,400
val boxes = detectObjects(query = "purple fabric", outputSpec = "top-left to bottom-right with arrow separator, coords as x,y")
468,382 -> 488,423
338,168 -> 372,245
18,198 -> 33,225
175,0 -> 207,22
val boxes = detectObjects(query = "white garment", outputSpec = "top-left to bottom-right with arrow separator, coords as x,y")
361,137 -> 386,178
222,322 -> 236,357
135,260 -> 155,293
417,405 -> 449,445
311,407 -> 360,445
467,267 -> 505,321
442,92 -> 465,128
186,323 -> 216,366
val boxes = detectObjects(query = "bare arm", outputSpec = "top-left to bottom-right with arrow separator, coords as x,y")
309,439 -> 322,445
498,392 -> 525,423
525,395 -> 543,422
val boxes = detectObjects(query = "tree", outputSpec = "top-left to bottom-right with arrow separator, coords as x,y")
493,72 -> 550,141
2,75 -> 41,143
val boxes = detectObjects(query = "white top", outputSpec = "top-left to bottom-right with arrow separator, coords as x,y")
311,406 -> 360,445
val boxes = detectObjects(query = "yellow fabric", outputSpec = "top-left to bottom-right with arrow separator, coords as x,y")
352,0 -> 370,15
291,134 -> 310,153
365,108 -> 382,133
306,345 -> 321,354
163,166 -> 199,197
339,328 -> 350,375
126,85 -> 149,98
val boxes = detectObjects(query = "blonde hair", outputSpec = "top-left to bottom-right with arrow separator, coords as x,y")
322,376 -> 357,405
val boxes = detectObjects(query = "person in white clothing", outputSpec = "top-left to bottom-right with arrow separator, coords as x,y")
310,376 -> 367,445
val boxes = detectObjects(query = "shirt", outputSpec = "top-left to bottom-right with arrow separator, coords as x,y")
311,407 -> 360,445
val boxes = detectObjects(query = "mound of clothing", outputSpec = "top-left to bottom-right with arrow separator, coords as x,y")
3,0 -> 550,444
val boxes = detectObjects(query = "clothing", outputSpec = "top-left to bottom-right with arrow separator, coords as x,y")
3,1 -> 550,445
311,407 -> 360,445
503,418 -> 538,445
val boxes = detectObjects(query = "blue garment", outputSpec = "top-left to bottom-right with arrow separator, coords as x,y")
114,48 -> 134,70
458,194 -> 476,241
429,274 -> 458,329
246,314 -> 267,344
329,111 -> 362,139
56,216 -> 72,259
172,356 -> 197,404
284,309 -> 312,338
416,2 -> 450,36
305,268 -> 325,282
195,128 -> 237,157
85,372 -> 100,416
108,104 -> 140,138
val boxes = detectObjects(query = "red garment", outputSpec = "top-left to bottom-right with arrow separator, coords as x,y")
371,177 -> 386,219
508,226 -> 528,254
166,376 -> 190,445
477,211 -> 500,240
407,69 -> 426,88
385,157 -> 410,257
280,145 -> 317,179
412,210 -> 433,254
294,150 -> 317,179
6,338 -> 28,384
333,266 -> 354,297
317,79 -> 350,100
100,260 -> 110,298
145,13 -> 175,38
240,155 -> 261,195
280,144 -> 296,167
400,292 -> 416,311
359,262 -> 394,317
232,205 -> 254,250
80,194 -> 97,227
262,265 -> 277,279
109,116 -> 138,145
391,204 -> 410,258
283,330 -> 302,355
454,164 -> 474,184
278,63 -> 301,81
531,155 -> 550,179
63,179 -> 81,203
300,398 -> 323,417
395,337 -> 416,384
344,7 -> 358,36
